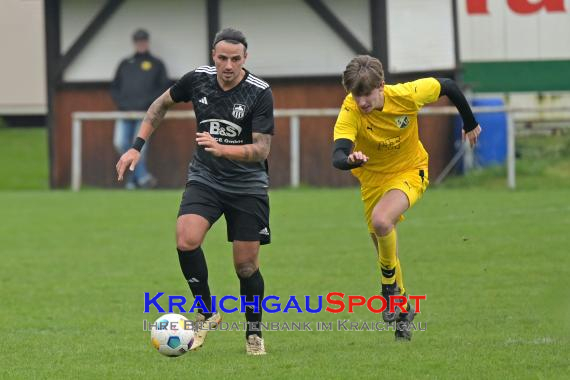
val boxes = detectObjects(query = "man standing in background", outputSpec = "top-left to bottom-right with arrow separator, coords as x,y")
111,29 -> 169,189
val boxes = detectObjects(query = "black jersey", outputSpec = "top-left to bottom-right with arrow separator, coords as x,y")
170,66 -> 274,194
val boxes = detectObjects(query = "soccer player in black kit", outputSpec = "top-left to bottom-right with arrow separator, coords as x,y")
116,28 -> 273,355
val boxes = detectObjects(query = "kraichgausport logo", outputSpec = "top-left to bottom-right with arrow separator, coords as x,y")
144,292 -> 426,314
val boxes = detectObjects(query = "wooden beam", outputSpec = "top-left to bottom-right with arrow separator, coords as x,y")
207,0 -> 220,65
304,0 -> 371,55
57,0 -> 124,79
451,0 -> 461,81
44,0 -> 61,188
370,0 -> 389,80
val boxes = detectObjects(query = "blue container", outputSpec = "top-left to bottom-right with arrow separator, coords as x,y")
472,98 -> 507,166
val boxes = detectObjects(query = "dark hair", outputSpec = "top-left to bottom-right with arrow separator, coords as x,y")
212,28 -> 248,50
342,55 -> 384,96
132,29 -> 149,41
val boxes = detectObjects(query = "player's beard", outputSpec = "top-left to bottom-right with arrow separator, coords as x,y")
221,71 -> 236,84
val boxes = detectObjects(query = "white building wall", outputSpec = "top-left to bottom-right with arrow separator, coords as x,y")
219,0 -> 360,77
458,0 -> 570,62
61,0 -> 371,80
62,0 -> 208,82
11,0 -> 570,115
0,0 -> 46,114
387,0 -> 456,73
61,0 -> 457,81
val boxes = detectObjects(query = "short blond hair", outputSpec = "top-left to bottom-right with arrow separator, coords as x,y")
342,55 -> 384,96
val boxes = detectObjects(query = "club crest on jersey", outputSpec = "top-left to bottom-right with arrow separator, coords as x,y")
396,116 -> 410,129
232,104 -> 246,120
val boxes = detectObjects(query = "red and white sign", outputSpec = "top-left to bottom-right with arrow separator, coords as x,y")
459,0 -> 570,62
467,0 -> 566,15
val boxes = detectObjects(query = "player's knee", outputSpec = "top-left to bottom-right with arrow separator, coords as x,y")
371,215 -> 393,236
176,234 -> 201,252
236,262 -> 257,279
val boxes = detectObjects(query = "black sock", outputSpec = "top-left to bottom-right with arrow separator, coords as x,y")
239,269 -> 264,339
177,247 -> 212,318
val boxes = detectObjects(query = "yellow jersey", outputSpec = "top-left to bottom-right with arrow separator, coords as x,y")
333,77 -> 441,186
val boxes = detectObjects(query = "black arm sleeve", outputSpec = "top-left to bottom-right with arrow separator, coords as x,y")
332,138 -> 362,170
437,78 -> 478,133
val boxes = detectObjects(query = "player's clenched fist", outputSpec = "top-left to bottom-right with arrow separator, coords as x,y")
347,150 -> 368,166
196,132 -> 226,157
463,124 -> 482,148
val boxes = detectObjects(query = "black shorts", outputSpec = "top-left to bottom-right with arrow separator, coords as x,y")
178,182 -> 271,245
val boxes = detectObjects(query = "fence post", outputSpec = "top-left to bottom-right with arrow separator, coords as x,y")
71,117 -> 82,191
290,116 -> 300,188
506,112 -> 516,189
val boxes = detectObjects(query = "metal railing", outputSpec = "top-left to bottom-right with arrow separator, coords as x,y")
71,106 -> 570,191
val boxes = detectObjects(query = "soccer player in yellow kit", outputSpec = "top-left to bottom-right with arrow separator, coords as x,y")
333,55 -> 482,341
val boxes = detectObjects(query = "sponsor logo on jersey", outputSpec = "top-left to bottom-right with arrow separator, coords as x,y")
377,136 -> 401,151
200,119 -> 243,138
395,116 -> 410,129
232,104 -> 246,119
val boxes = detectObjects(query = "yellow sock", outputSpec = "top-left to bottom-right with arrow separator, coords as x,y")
377,228 -> 397,285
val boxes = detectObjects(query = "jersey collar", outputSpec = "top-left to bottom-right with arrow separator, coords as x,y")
216,68 -> 249,93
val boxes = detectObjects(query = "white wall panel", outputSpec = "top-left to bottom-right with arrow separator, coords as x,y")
459,0 -> 570,62
457,0 -> 506,61
62,0 -> 208,81
61,0 -> 102,52
326,0 -> 371,51
220,0 -> 356,76
60,0 -> 374,81
0,0 -> 46,113
387,0 -> 455,73
504,5 -> 541,60
538,10 -> 570,59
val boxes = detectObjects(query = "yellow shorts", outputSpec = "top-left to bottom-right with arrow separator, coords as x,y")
360,168 -> 429,233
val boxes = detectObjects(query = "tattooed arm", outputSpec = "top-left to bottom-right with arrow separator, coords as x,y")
138,89 -> 175,138
115,89 -> 175,181
195,132 -> 272,162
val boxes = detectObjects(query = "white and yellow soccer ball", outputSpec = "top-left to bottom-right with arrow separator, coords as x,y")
150,313 -> 194,357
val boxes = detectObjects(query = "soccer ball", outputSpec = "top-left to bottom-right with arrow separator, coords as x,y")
150,313 -> 194,357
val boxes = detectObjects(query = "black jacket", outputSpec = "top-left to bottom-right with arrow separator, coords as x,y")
110,52 -> 170,111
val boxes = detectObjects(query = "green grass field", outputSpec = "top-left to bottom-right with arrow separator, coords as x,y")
0,128 -> 49,190
0,128 -> 569,378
